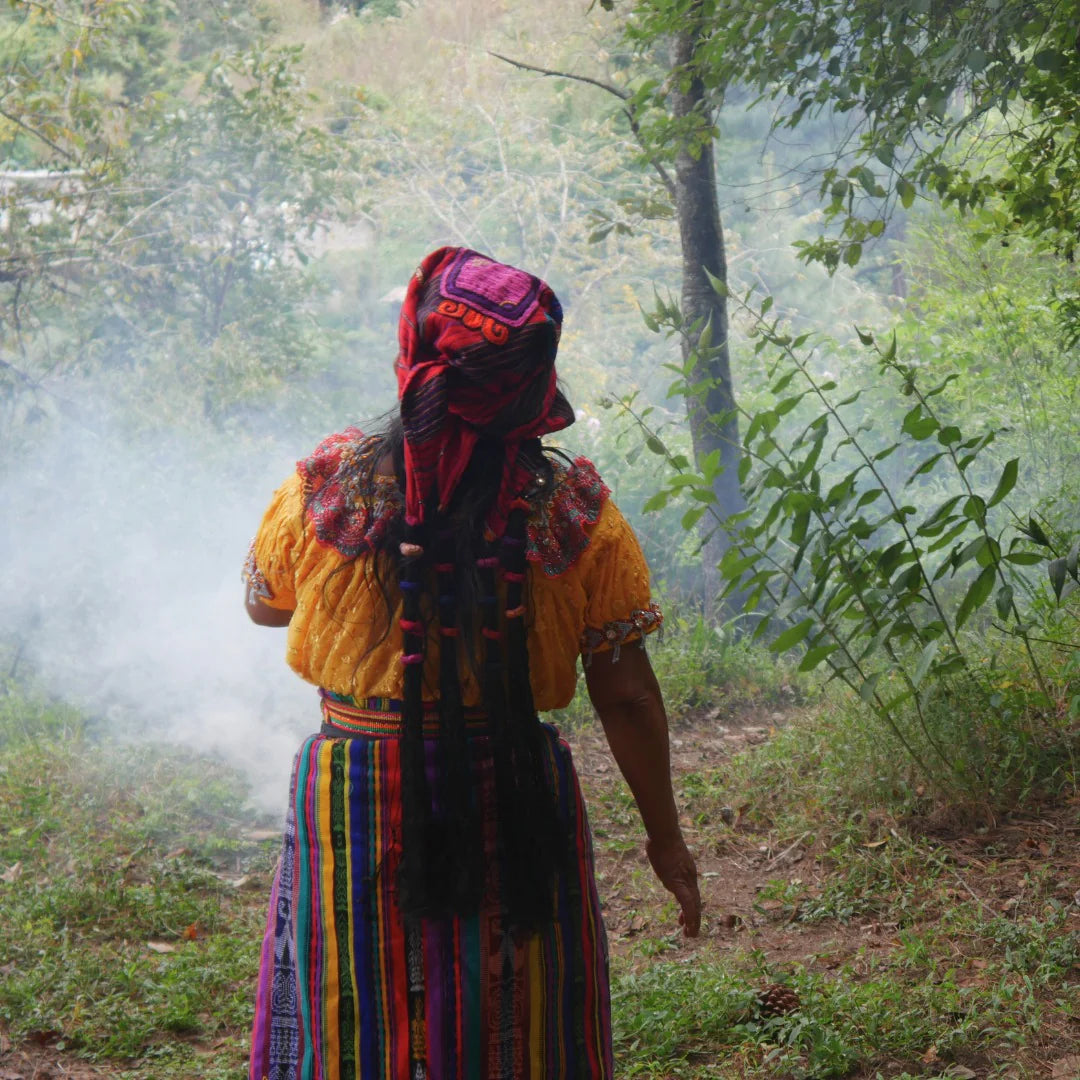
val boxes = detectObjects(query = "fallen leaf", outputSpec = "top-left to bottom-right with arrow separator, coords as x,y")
945,1067 -> 978,1079
182,923 -> 201,941
1051,1055 -> 1080,1079
164,846 -> 190,860
146,941 -> 176,954
921,1045 -> 939,1065
863,839 -> 888,848
0,862 -> 22,884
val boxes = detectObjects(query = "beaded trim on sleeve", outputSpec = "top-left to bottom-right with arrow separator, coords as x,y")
580,601 -> 664,663
527,457 -> 610,577
298,429 -> 404,558
241,538 -> 273,605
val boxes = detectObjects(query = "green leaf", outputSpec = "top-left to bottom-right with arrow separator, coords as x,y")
1004,551 -> 1044,566
856,326 -> 874,346
1032,49 -> 1065,73
843,242 -> 863,267
905,452 -> 945,484
912,640 -> 939,688
704,268 -> 728,297
902,405 -> 938,440
681,506 -> 706,530
995,583 -> 1014,620
799,644 -> 838,672
956,565 -> 996,629
641,491 -> 669,513
897,178 -> 916,209
646,436 -> 666,456
925,520 -> 970,553
1048,557 -> 1068,601
963,495 -> 986,526
952,536 -> 987,572
986,458 -> 1019,508
859,672 -> 882,703
1023,516 -> 1051,547
770,618 -> 814,653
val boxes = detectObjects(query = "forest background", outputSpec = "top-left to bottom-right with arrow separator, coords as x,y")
0,0 -> 1077,1077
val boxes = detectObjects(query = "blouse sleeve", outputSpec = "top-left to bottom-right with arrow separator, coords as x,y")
575,498 -> 663,658
242,473 -> 305,611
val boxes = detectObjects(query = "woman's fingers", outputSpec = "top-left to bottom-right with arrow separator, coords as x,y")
646,837 -> 702,937
672,873 -> 702,937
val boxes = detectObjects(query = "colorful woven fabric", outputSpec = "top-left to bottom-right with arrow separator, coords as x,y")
248,457 -> 660,708
292,427 -> 609,576
249,726 -> 612,1080
395,248 -> 574,536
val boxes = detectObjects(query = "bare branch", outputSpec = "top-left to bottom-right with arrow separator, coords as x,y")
0,108 -> 78,163
489,51 -> 676,200
488,51 -> 629,101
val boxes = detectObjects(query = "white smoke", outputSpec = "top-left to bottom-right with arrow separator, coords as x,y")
0,409 -> 335,811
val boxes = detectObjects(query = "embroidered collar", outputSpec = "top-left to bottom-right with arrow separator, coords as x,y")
297,429 -> 610,575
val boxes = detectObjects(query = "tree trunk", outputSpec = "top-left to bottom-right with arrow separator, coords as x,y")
671,24 -> 746,619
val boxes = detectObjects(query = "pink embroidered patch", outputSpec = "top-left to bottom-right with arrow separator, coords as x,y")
442,251 -> 542,326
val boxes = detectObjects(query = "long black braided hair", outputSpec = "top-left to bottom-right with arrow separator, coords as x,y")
359,419 -> 567,932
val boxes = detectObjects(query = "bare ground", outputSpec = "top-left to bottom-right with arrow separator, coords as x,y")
2,706 -> 1078,1079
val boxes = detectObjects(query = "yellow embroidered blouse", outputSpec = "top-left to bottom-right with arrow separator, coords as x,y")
247,433 -> 661,711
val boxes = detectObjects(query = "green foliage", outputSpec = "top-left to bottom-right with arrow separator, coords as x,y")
0,2 -> 361,443
630,283 -> 1077,808
0,685 -> 272,1070
895,206 -> 1080,516
623,0 -> 1080,278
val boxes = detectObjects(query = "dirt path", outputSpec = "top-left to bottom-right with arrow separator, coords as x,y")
567,706 -> 855,967
2,706 -> 1078,1079
567,707 -> 1080,971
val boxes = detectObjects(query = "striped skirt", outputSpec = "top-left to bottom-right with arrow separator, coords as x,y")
248,708 -> 612,1080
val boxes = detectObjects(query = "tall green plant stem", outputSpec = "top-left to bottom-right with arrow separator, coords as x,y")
899,363 -> 1053,704
615,397 -> 949,789
750,315 -> 974,672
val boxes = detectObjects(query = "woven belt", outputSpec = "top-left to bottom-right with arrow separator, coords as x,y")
319,692 -> 490,738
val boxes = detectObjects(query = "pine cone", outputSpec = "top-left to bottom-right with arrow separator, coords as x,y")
757,983 -> 800,1017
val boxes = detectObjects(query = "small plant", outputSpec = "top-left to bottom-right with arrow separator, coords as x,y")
627,282 -> 1078,812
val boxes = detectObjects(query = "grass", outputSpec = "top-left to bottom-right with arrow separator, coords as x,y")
1,658 -> 1078,1079
0,684 -> 276,1076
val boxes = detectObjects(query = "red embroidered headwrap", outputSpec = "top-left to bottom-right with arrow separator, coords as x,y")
396,247 -> 574,536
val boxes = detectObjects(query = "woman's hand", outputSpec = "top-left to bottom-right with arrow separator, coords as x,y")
646,834 -> 701,937
585,644 -> 702,938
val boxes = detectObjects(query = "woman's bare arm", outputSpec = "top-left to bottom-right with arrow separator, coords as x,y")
245,592 -> 293,626
584,643 -> 701,936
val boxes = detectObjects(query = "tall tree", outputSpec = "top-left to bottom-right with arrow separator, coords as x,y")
0,1 -> 360,441
637,0 -> 1080,313
495,7 -> 749,612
